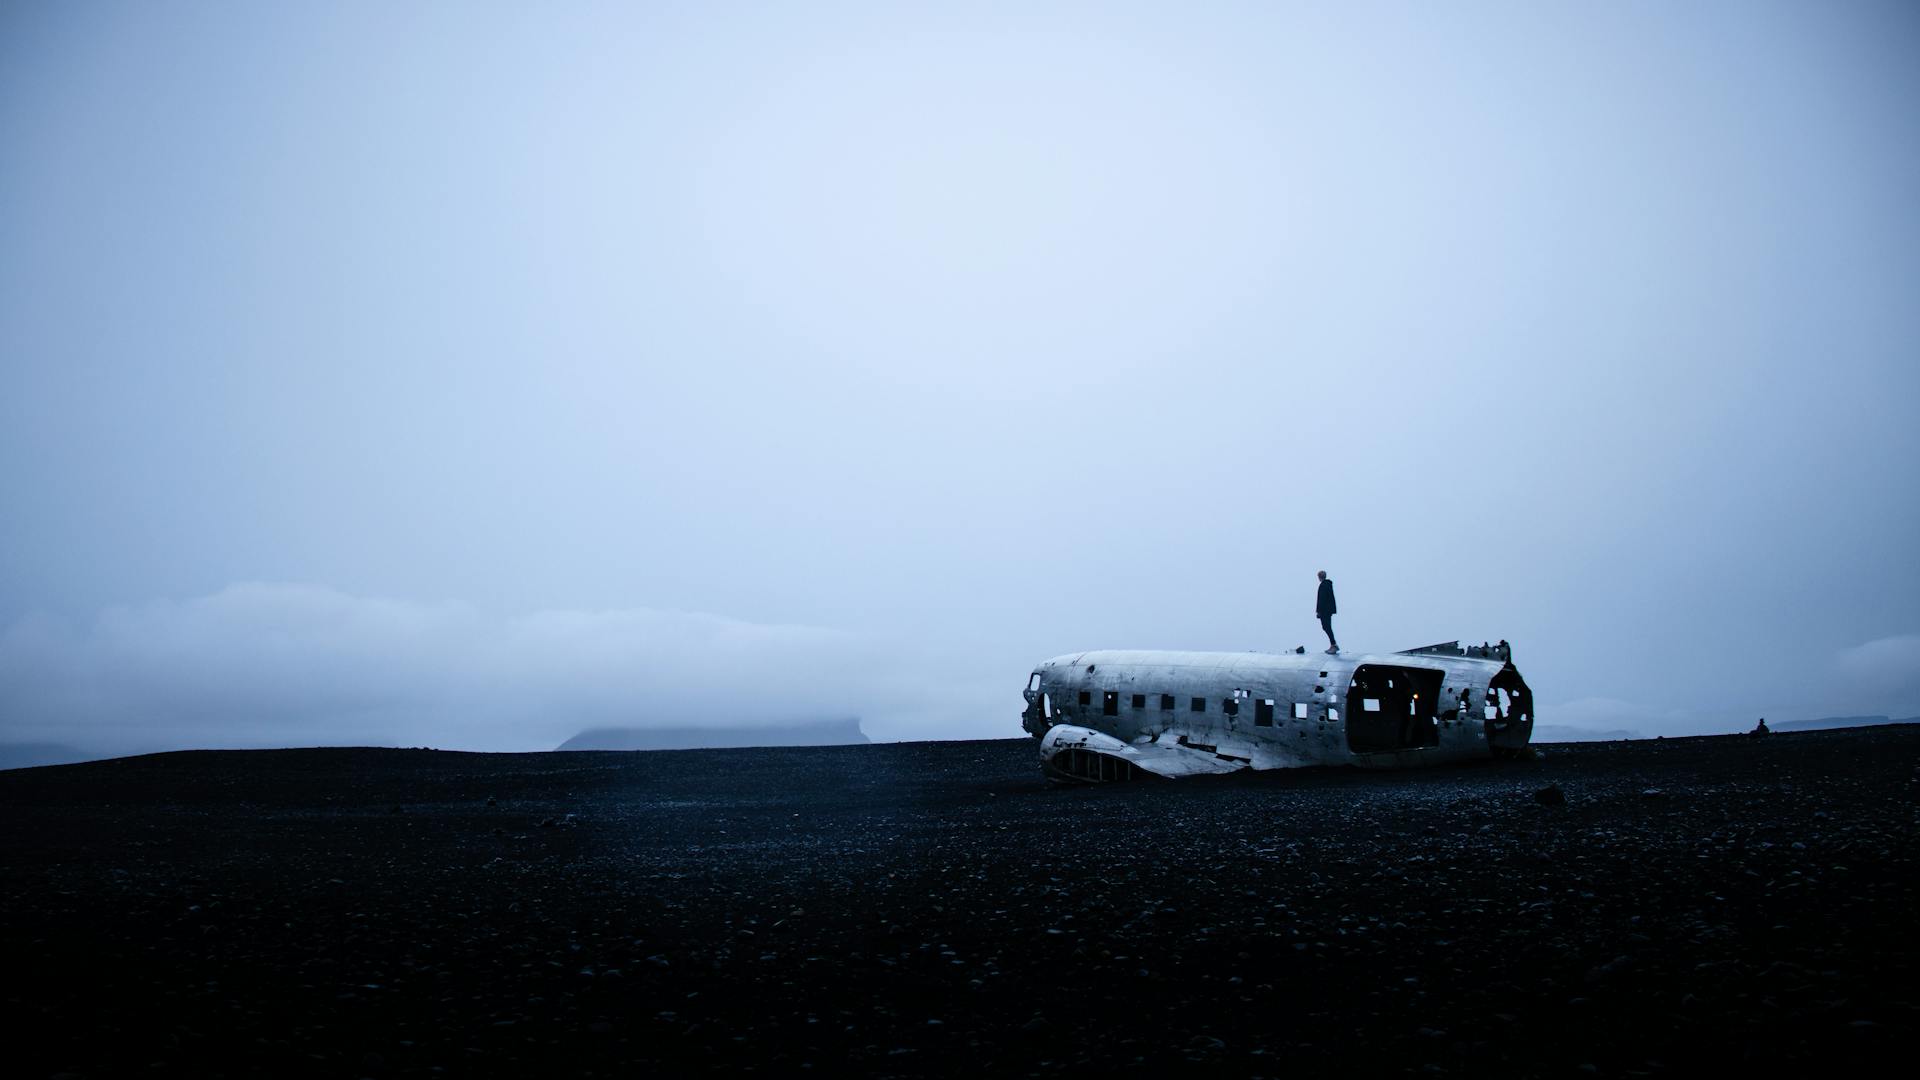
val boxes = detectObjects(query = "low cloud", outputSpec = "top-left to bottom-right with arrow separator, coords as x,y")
1832,634 -> 1920,711
0,583 -> 959,754
1543,635 -> 1920,736
1537,696 -> 1691,739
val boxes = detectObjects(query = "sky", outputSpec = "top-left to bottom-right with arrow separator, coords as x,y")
2,0 -> 1917,754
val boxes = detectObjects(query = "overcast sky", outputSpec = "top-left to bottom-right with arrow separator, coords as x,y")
3,0 -> 1917,754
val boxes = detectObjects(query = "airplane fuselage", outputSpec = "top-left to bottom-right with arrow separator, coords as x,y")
1021,644 -> 1534,782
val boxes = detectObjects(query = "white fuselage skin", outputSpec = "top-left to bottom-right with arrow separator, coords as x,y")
1021,648 -> 1533,781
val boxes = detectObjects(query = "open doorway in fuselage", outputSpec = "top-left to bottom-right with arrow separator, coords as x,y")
1345,664 -> 1445,753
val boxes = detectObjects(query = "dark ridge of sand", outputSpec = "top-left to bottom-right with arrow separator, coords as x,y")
2,729 -> 1914,1078
1775,715 -> 1920,732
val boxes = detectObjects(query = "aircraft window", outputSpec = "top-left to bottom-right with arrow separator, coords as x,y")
1364,698 -> 1381,712
1223,698 -> 1239,716
1131,693 -> 1146,709
1160,694 -> 1175,710
1256,699 -> 1275,726
1294,703 -> 1309,720
1485,705 -> 1500,719
1042,693 -> 1053,718
1328,707 -> 1340,721
1190,697 -> 1206,713
1103,691 -> 1119,717
1078,691 -> 1091,706
1028,673 -> 1042,692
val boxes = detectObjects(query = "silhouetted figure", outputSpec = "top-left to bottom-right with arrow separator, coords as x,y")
1750,717 -> 1770,738
1315,571 -> 1338,654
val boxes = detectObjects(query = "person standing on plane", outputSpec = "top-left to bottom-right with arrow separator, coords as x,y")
1315,570 -> 1338,654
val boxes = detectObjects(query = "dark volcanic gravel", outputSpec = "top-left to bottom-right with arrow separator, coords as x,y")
3,728 -> 1916,1078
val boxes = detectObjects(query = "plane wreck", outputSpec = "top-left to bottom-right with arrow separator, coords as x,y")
1020,642 -> 1534,782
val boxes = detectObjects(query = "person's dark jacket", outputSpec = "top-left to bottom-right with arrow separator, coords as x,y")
1316,579 -> 1337,617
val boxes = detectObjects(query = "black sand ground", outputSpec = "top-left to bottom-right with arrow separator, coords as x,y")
3,728 -> 1915,1078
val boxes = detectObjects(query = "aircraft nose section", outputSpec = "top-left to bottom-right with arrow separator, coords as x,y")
1021,671 -> 1051,737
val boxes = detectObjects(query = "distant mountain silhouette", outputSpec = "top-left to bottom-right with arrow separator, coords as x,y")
556,718 -> 868,751
0,743 -> 101,770
1774,715 -> 1920,732
1534,725 -> 1643,743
